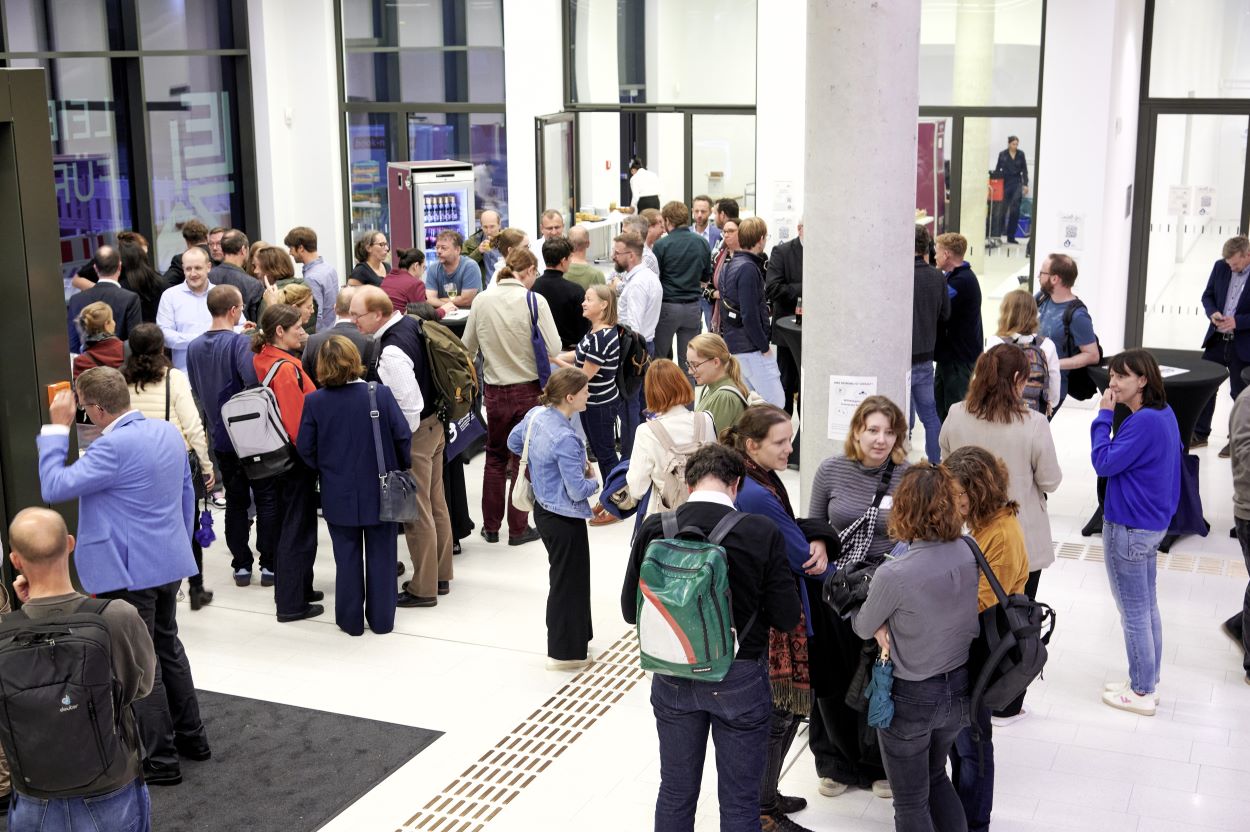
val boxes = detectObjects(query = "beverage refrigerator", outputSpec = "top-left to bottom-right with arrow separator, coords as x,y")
387,160 -> 476,265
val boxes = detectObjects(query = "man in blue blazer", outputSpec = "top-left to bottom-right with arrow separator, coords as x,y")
1196,235 -> 1250,455
38,367 -> 209,785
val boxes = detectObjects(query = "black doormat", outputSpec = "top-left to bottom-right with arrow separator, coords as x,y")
1,689 -> 441,832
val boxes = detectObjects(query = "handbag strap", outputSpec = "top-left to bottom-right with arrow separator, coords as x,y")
870,460 -> 895,508
164,372 -> 171,422
367,382 -> 386,479
962,534 -> 1009,606
519,409 -> 537,468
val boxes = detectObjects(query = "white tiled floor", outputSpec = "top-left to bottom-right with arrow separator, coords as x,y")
178,392 -> 1250,831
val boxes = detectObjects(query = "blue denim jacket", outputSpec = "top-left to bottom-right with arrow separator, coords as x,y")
508,406 -> 599,519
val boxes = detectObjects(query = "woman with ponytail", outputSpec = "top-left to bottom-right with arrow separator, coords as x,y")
687,332 -> 751,434
252,303 -> 324,622
507,368 -> 600,671
722,404 -> 836,830
939,342 -> 1061,724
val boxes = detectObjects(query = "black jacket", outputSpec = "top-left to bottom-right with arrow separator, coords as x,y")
304,321 -> 373,388
622,500 -> 800,661
208,262 -> 264,323
764,237 -> 803,322
934,262 -> 983,365
533,269 -> 589,350
163,244 -> 212,287
995,149 -> 1029,193
67,280 -> 142,353
911,256 -> 951,364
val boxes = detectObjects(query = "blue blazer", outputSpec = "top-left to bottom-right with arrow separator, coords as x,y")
296,381 -> 412,527
37,411 -> 197,594
1200,259 -> 1250,362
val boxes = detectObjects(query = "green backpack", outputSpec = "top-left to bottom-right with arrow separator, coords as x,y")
636,511 -> 755,682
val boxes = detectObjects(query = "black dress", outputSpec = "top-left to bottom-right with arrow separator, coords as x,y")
351,262 -> 384,287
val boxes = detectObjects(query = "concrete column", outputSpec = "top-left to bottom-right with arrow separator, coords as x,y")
800,0 -> 922,491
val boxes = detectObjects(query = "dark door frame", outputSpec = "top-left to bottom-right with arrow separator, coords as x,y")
535,111 -> 578,229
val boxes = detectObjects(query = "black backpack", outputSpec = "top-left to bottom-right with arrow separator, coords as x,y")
963,535 -> 1055,720
615,322 -> 651,399
0,599 -> 133,797
1034,292 -> 1103,400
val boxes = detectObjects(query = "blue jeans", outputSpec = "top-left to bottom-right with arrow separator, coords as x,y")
581,399 -> 621,482
877,667 -> 970,832
909,360 -> 942,463
1102,521 -> 1165,694
950,703 -> 993,832
734,350 -> 786,408
11,777 -> 151,832
652,658 -> 772,832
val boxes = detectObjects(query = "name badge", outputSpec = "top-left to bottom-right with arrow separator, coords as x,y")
879,496 -> 893,510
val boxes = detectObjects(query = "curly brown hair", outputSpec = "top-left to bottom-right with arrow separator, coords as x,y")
886,462 -> 964,543
942,446 -> 1020,532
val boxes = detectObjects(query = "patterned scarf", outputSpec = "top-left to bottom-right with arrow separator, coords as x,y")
744,456 -> 812,717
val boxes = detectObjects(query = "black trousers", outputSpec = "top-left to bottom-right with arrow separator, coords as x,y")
248,470 -> 283,575
775,339 -> 800,416
761,708 -> 802,814
533,503 -> 592,660
637,195 -> 660,211
935,361 -> 975,424
274,461 -> 319,617
1226,518 -> 1250,674
443,453 -> 475,542
101,581 -> 206,767
216,449 -> 269,572
992,569 -> 1042,718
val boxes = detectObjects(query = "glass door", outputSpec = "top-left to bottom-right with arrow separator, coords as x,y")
1140,113 -> 1249,350
535,112 -> 577,231
690,114 -> 756,214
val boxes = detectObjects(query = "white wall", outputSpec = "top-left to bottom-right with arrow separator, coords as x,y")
753,0 -> 806,243
247,0 -> 345,277
1033,0 -> 1145,354
502,0 -> 563,237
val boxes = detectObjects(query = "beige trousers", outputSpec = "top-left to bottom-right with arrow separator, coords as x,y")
402,413 -> 454,598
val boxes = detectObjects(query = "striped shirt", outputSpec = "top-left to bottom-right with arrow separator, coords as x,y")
807,456 -> 910,561
575,326 -> 620,405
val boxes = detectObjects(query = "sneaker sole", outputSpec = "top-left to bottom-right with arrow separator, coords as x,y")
1101,693 -> 1156,716
1102,682 -> 1160,704
817,781 -> 848,798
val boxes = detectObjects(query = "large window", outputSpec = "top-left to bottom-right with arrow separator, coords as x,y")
0,0 -> 255,273
338,0 -> 508,245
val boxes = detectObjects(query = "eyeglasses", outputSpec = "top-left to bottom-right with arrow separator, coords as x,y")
1037,271 -> 1052,277
687,357 -> 713,372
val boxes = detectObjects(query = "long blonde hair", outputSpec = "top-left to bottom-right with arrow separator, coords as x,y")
688,333 -> 748,398
996,290 -> 1040,337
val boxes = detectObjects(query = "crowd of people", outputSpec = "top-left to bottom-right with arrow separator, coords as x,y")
12,202 -> 1249,832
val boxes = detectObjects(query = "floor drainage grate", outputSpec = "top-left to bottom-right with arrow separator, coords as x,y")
1052,540 -> 1247,578
403,630 -> 647,831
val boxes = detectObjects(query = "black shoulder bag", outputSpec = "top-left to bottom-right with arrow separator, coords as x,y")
822,460 -> 895,618
369,382 -> 420,524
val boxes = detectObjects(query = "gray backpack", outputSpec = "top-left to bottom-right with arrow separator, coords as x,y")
221,359 -> 299,480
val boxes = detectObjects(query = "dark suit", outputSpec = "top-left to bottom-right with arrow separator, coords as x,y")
303,320 -> 373,387
67,280 -> 142,352
297,382 -> 412,635
994,148 -> 1028,242
1196,258 -> 1250,438
208,262 -> 263,322
765,237 -> 804,413
163,244 -> 211,287
533,270 -> 589,349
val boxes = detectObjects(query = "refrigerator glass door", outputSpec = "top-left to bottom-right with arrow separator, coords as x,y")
416,182 -> 473,262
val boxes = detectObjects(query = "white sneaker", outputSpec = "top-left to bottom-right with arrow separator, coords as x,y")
817,778 -> 847,797
546,656 -> 593,672
1101,687 -> 1156,716
1103,680 -> 1160,704
871,780 -> 892,799
990,707 -> 1028,728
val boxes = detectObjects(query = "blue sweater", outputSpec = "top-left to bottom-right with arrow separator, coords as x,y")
1090,406 -> 1181,532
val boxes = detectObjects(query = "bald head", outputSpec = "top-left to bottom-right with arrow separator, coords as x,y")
568,225 -> 590,253
480,210 -> 502,238
348,285 -> 394,335
334,286 -> 357,316
9,508 -> 70,567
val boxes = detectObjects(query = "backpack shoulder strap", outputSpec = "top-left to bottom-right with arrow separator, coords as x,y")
660,510 -> 680,540
708,511 -> 747,545
962,534 -> 1008,606
261,358 -> 287,388
76,598 -> 113,616
650,420 -> 676,451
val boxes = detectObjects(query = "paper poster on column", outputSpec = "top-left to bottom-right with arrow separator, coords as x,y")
1195,187 -> 1217,217
828,375 -> 877,441
1167,186 -> 1192,216
1059,212 -> 1085,251
773,180 -> 795,213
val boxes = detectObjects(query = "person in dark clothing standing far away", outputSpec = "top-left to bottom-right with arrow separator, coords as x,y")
1224,380 -> 1250,683
208,229 -> 263,322
933,232 -> 982,422
533,236 -> 590,351
994,135 -> 1029,244
119,237 -> 169,324
3,508 -> 157,831
764,220 -> 804,415
721,216 -> 786,408
304,287 -> 371,388
910,225 -> 951,462
38,368 -> 209,787
1035,252 -> 1099,415
622,443 -> 801,832
509,369 -> 601,671
852,463 -> 980,832
186,285 -> 268,588
1093,350 -> 1181,716
68,246 -> 142,353
1194,235 -> 1250,454
352,286 -> 454,607
163,218 -> 210,287
653,200 -> 712,377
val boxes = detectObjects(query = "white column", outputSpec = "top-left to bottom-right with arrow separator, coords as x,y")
953,0 -> 995,276
800,0 -> 922,488
503,0 -> 564,234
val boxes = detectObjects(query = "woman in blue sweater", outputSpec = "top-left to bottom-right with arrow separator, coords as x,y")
722,404 -> 837,830
1091,349 -> 1181,716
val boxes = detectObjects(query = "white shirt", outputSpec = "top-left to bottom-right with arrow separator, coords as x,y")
687,489 -> 735,510
156,281 -> 214,371
629,167 -> 660,208
617,263 -> 663,342
374,312 -> 425,431
985,332 -> 1061,414
41,409 -> 139,437
643,245 -> 660,277
628,408 -> 716,516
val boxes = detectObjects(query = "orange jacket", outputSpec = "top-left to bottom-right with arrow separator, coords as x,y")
253,344 -> 315,441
